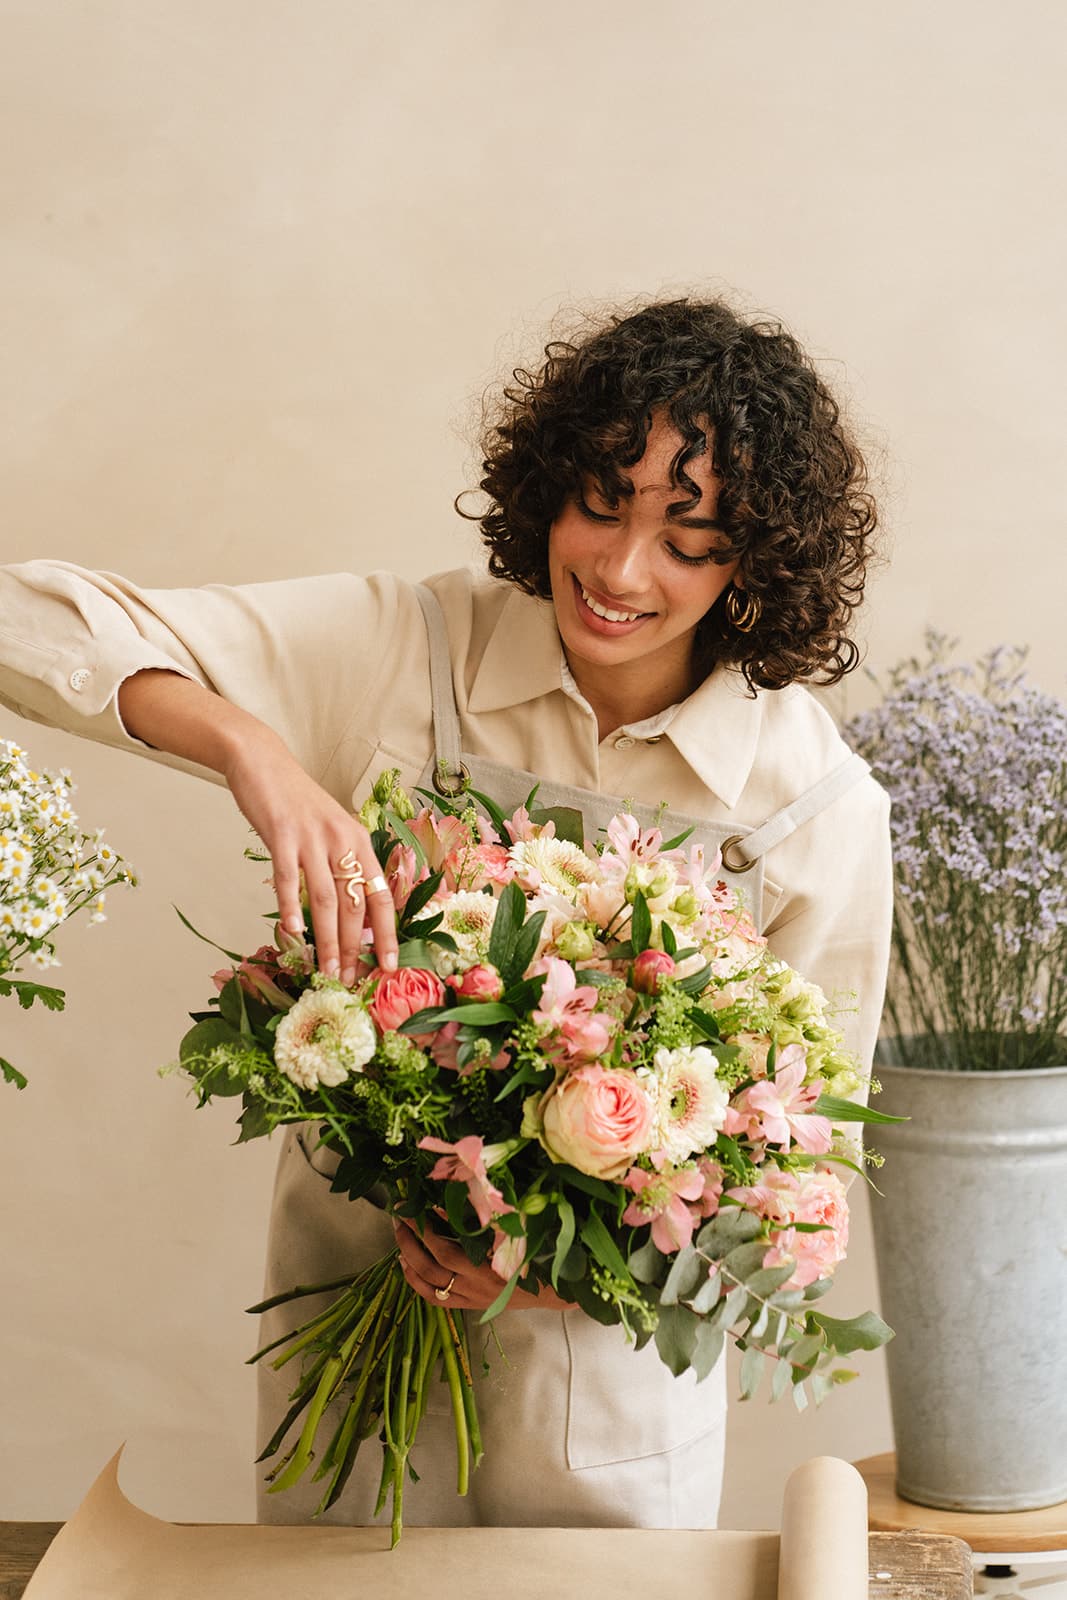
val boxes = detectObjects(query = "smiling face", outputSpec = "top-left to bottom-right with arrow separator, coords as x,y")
548,411 -> 740,716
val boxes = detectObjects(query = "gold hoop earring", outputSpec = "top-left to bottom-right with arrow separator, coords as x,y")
725,586 -> 761,633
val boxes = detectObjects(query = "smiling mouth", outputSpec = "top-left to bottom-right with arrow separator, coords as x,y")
573,577 -> 653,626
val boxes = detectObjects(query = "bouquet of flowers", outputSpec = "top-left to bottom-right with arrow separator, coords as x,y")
844,633 -> 1067,1070
175,771 -> 892,1543
1,735 -> 136,1089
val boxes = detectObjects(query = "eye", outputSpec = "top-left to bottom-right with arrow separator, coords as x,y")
577,494 -> 619,524
666,543 -> 718,568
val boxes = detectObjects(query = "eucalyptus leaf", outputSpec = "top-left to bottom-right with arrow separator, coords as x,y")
692,1323 -> 725,1382
660,1246 -> 702,1306
739,1345 -> 766,1400
696,1208 -> 761,1258
689,1271 -> 723,1315
771,1353 -> 794,1402
809,1310 -> 893,1353
628,1239 -> 665,1285
654,1302 -> 699,1376
721,1240 -> 773,1283
811,1371 -> 834,1406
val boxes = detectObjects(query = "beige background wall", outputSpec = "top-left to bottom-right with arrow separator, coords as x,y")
1,0 -> 1064,1528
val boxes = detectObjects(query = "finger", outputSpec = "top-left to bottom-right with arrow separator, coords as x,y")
302,857 -> 341,977
271,842 -> 304,936
364,877 -> 399,973
334,867 -> 367,987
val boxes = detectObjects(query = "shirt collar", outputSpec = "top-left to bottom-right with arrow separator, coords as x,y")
468,585 -> 763,809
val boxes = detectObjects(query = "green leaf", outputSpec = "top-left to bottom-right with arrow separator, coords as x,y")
631,892 -> 652,955
721,1240 -> 773,1283
785,1332 -> 824,1374
809,1310 -> 893,1353
395,938 -> 441,969
504,910 -> 547,986
811,1371 -> 833,1406
743,1261 -> 799,1296
528,804 -> 586,848
688,1008 -> 723,1042
676,963 -> 712,996
1,1056 -> 28,1090
660,1245 -> 702,1306
579,1208 -> 632,1282
814,1093 -> 907,1125
551,1196 -> 576,1291
478,1269 -> 522,1323
383,809 -> 427,871
739,1345 -> 766,1400
555,1166 -> 619,1204
792,1380 -> 809,1412
771,1352 -> 794,1401
173,904 -> 242,962
696,1208 -> 761,1258
445,1001 -> 517,1025
10,980 -> 67,1013
660,920 -> 677,957
487,880 -> 524,974
398,872 -> 444,924
236,1100 -> 272,1142
660,825 -> 696,851
465,787 -> 509,838
689,1271 -> 723,1315
628,1239 -> 666,1285
654,1302 -> 699,1376
691,1322 -> 725,1382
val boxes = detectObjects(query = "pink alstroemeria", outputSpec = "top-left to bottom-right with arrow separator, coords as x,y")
692,1155 -> 725,1219
212,944 -> 294,1010
418,1135 -> 514,1228
384,842 -> 425,911
621,1162 -> 706,1254
406,808 -> 476,888
729,1044 -> 833,1154
532,956 -> 616,1063
490,1226 -> 527,1281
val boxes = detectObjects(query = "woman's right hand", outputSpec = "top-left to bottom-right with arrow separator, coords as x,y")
117,668 -> 399,982
222,731 -> 399,982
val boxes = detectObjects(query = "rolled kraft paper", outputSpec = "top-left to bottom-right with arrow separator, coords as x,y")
777,1456 -> 870,1600
25,1448 -> 783,1600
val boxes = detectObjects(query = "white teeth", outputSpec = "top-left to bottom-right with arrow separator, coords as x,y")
580,584 -> 643,623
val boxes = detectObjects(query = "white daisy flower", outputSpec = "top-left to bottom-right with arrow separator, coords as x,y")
274,987 -> 376,1090
28,947 -> 58,970
0,794 -> 22,823
413,889 -> 499,971
646,1044 -> 730,1164
508,836 -> 599,902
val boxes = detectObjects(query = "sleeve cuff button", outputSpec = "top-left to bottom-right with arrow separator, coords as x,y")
69,668 -> 92,692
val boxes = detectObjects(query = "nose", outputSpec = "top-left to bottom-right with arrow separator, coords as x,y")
591,530 -> 652,604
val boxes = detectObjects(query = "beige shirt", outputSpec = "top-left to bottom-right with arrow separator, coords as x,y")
0,559 -> 892,1069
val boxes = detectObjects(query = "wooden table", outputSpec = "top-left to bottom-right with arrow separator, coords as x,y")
855,1451 -> 1067,1556
0,1520 -> 973,1600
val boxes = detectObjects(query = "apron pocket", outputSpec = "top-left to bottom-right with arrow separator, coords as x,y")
563,1308 -> 727,1469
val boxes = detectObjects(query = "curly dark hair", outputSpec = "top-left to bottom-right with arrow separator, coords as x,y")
461,298 -> 877,691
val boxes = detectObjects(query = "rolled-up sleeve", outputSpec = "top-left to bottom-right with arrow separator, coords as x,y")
0,560 -> 408,786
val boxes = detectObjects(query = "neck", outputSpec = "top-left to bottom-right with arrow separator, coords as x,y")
567,649 -> 694,742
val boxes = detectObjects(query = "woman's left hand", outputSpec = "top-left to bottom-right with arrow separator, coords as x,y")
393,1216 -> 570,1312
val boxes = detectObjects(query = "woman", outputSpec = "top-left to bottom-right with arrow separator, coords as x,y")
0,296 -> 892,1530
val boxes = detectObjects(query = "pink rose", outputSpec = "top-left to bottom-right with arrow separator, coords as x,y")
448,963 -> 505,1002
368,966 -> 446,1033
539,1066 -> 655,1180
630,949 -> 677,994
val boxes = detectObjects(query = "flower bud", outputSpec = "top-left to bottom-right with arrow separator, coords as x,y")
521,1192 -> 549,1215
630,948 -> 677,995
455,963 -> 504,1002
555,921 -> 597,962
672,889 -> 699,920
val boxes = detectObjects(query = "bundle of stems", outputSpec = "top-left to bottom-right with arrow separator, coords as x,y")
248,1249 -> 482,1546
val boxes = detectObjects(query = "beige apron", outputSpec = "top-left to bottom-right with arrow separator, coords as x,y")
256,586 -> 869,1529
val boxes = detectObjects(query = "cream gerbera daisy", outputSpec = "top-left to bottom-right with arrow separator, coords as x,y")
274,986 -> 376,1090
508,836 -> 599,901
414,889 -> 500,971
646,1044 -> 730,1164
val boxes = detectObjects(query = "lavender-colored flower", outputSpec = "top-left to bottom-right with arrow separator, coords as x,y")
844,634 -> 1067,1070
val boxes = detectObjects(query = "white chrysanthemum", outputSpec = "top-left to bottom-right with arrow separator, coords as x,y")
647,1044 -> 730,1163
509,836 -> 599,901
0,793 -> 22,824
414,889 -> 499,971
274,987 -> 376,1090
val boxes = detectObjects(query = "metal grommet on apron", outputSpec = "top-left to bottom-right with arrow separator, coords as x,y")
255,582 -> 871,1532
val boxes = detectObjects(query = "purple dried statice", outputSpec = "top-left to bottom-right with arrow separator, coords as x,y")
844,633 -> 1067,1070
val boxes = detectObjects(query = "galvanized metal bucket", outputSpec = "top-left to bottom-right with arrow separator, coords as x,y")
869,1061 -> 1067,1511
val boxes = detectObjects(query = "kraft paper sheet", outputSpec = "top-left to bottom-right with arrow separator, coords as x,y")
23,1451 -> 868,1599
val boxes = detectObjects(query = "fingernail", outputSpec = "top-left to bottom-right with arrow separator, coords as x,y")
285,916 -> 303,934
323,960 -> 340,978
341,966 -> 355,987
383,951 -> 398,971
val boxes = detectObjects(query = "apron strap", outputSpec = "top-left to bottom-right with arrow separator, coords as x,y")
723,752 -> 871,868
414,583 -> 468,794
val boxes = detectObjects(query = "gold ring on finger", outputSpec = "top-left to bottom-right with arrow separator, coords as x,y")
366,873 -> 389,897
434,1273 -> 457,1302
